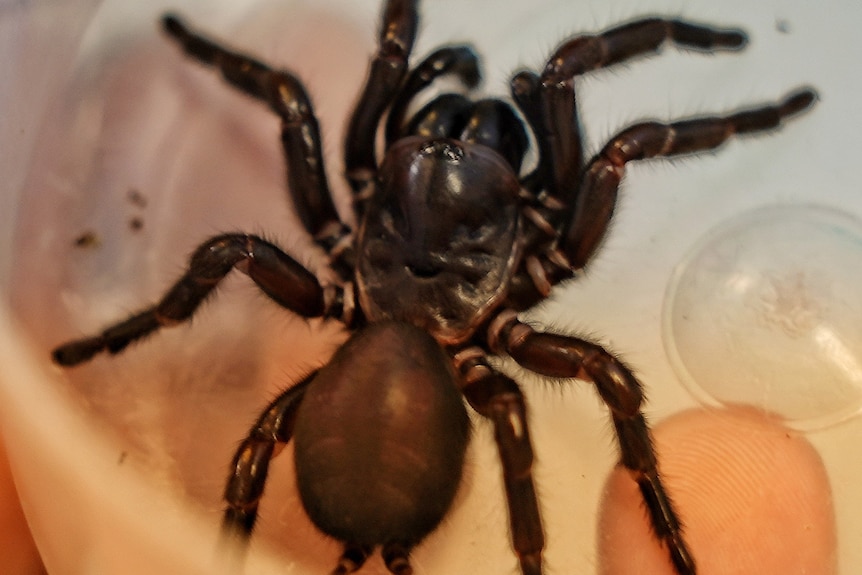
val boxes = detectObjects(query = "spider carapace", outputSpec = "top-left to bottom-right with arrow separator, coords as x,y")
52,1 -> 816,573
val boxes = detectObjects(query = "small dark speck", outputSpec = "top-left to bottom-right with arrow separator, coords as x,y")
129,216 -> 144,232
118,451 -> 128,465
127,187 -> 148,208
775,18 -> 790,34
73,230 -> 101,249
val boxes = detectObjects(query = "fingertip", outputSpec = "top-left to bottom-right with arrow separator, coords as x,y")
598,406 -> 836,574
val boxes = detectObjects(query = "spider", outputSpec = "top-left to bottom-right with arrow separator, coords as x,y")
51,1 -> 816,574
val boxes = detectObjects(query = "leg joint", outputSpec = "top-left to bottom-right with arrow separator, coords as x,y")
583,351 -> 644,416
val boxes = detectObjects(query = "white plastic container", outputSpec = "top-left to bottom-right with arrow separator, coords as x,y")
2,0 -> 860,573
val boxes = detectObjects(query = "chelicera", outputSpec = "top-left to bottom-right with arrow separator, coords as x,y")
51,1 -> 816,573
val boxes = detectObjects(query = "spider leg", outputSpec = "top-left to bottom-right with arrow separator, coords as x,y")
561,88 -> 816,270
222,373 -> 313,542
344,0 -> 418,199
508,88 -> 817,310
161,16 -> 346,250
454,349 -> 544,575
510,70 -> 543,193
385,45 -> 481,145
398,94 -> 529,173
397,93 -> 474,139
487,311 -> 695,575
459,99 -> 530,174
518,18 -> 746,204
52,234 -> 342,366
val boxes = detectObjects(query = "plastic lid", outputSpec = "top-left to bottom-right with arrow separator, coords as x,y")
663,204 -> 862,429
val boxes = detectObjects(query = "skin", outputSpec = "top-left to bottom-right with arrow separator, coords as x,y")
0,401 -> 835,575
0,441 -> 44,575
599,405 -> 837,574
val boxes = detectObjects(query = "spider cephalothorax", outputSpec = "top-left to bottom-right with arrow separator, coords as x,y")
52,1 -> 816,573
358,136 -> 524,344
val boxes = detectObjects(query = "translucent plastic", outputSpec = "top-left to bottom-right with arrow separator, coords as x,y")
2,0 -> 861,574
663,205 -> 862,429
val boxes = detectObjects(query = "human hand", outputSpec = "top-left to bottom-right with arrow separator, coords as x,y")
599,406 -> 836,574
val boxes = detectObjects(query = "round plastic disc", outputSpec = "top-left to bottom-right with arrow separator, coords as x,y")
663,204 -> 862,430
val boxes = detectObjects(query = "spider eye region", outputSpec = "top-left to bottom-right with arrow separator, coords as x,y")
357,137 -> 523,344
418,139 -> 465,162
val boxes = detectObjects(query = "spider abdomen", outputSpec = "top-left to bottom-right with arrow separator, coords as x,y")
292,321 -> 471,547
